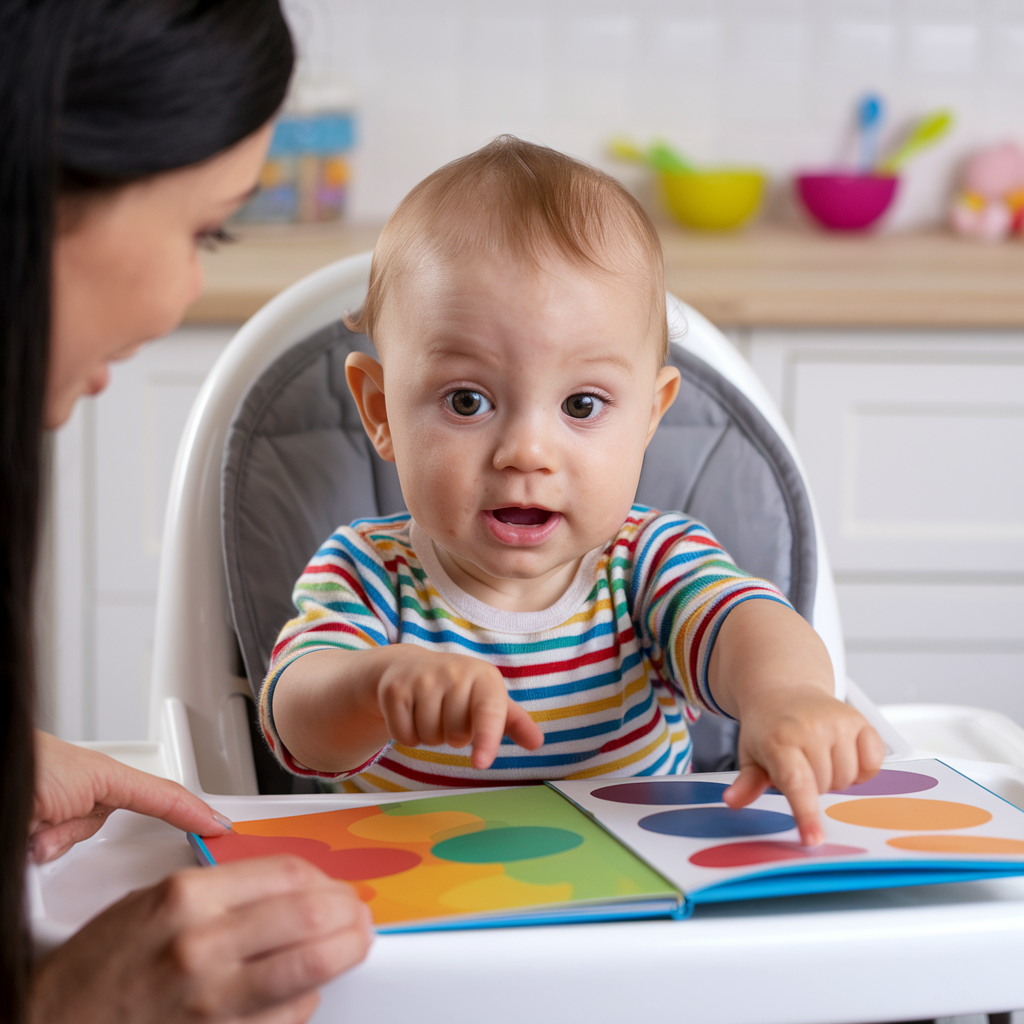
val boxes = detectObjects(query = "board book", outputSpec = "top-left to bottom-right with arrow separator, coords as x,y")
188,758 -> 1024,933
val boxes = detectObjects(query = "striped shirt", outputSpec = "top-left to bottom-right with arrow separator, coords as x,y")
260,505 -> 788,791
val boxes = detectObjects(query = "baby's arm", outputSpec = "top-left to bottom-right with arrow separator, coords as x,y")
707,599 -> 885,845
271,646 -> 543,775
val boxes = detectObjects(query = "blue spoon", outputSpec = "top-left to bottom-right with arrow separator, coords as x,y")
856,93 -> 884,173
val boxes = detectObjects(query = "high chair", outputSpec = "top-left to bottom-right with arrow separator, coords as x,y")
30,252 -> 1024,1024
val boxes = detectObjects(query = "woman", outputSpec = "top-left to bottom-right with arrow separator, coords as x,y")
1,2 -> 372,1021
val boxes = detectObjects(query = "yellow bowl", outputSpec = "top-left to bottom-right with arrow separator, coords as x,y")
660,169 -> 766,231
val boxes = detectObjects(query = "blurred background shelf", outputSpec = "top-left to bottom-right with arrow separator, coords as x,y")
188,222 -> 1024,330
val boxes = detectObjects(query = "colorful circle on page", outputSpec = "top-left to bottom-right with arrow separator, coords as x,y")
591,781 -> 729,805
826,797 -> 991,831
689,840 -> 867,868
887,835 -> 1024,855
765,769 -> 940,798
431,826 -> 583,864
638,807 -> 795,838
833,770 -> 939,796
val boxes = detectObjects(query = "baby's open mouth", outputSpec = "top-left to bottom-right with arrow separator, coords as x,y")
491,507 -> 553,527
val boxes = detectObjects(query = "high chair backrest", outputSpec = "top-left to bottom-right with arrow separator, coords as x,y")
151,251 -> 846,796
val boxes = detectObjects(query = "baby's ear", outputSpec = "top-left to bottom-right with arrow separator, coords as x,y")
645,365 -> 681,446
344,351 -> 395,462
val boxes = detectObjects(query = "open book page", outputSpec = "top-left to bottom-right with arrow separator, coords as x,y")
551,759 -> 1024,903
192,784 -> 679,931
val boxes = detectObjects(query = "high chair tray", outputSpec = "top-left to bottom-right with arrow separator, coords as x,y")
29,755 -> 1024,1024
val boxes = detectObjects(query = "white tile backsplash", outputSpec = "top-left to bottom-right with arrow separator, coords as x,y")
283,0 -> 1024,228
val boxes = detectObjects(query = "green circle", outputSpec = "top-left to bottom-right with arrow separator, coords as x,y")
431,826 -> 583,864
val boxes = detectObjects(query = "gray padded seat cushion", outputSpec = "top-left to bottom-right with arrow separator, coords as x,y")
223,319 -> 816,700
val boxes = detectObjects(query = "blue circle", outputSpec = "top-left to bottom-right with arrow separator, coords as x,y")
639,807 -> 795,838
592,780 -> 729,805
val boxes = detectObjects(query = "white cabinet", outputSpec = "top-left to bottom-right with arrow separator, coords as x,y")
748,330 -> 1024,723
46,328 -> 233,741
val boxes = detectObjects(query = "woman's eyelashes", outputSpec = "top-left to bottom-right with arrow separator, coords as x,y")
196,225 -> 237,251
447,389 -> 493,417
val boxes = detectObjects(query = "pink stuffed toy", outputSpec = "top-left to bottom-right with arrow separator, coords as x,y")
951,142 -> 1024,241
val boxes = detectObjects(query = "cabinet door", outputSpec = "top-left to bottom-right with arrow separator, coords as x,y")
49,328 -> 233,741
748,330 -> 1024,721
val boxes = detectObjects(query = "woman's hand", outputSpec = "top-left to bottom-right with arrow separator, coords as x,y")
30,731 -> 232,863
30,855 -> 374,1024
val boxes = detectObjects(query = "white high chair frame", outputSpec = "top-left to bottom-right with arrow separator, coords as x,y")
33,253 -> 1024,1024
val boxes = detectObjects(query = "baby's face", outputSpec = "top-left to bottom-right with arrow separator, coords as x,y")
370,251 -> 677,588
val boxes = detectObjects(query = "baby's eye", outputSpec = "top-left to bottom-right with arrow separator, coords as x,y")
447,390 -> 493,417
562,393 -> 605,419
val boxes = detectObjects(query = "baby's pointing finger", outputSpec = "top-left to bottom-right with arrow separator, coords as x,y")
467,690 -> 510,770
770,753 -> 824,847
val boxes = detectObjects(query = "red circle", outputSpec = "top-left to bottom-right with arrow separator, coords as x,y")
204,833 -> 421,880
689,840 -> 867,868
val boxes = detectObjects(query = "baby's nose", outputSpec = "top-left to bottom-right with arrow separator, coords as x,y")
492,414 -> 560,473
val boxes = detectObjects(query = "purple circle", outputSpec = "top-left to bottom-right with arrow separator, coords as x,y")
592,780 -> 729,805
765,770 -> 939,799
639,807 -> 795,839
833,769 -> 938,797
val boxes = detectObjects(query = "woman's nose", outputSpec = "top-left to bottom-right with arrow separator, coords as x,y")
492,413 -> 560,473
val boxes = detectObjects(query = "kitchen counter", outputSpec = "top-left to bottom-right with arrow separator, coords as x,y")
187,222 -> 1024,329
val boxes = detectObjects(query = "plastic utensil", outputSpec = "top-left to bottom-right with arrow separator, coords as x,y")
647,139 -> 694,175
877,110 -> 953,173
856,94 -> 884,172
608,136 -> 694,175
608,136 -> 647,164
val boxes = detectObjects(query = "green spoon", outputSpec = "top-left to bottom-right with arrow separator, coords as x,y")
876,109 -> 953,174
608,136 -> 695,175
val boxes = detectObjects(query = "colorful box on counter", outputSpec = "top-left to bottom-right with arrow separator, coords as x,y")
235,109 -> 356,224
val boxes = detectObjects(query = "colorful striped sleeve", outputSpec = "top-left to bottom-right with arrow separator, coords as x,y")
258,521 -> 401,778
628,509 -> 790,719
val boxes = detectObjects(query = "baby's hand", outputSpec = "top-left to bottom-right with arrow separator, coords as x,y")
376,648 -> 544,769
722,689 -> 885,847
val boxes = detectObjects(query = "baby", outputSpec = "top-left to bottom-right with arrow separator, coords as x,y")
261,137 -> 883,845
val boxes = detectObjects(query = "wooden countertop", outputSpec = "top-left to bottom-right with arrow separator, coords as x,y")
187,222 -> 1024,329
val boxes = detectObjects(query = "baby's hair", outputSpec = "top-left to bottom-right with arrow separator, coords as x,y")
346,135 -> 669,362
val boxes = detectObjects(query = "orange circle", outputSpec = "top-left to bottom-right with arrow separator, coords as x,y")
888,834 -> 1024,855
825,797 -> 991,831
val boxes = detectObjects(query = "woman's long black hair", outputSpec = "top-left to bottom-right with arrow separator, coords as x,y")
0,2 -> 293,1017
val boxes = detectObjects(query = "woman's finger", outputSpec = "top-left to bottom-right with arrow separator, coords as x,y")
98,763 -> 233,837
186,880 -> 368,965
239,990 -> 321,1024
29,812 -> 113,863
232,914 -> 373,1015
161,857 -> 346,922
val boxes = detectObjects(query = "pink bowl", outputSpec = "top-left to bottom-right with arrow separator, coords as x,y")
796,172 -> 899,231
